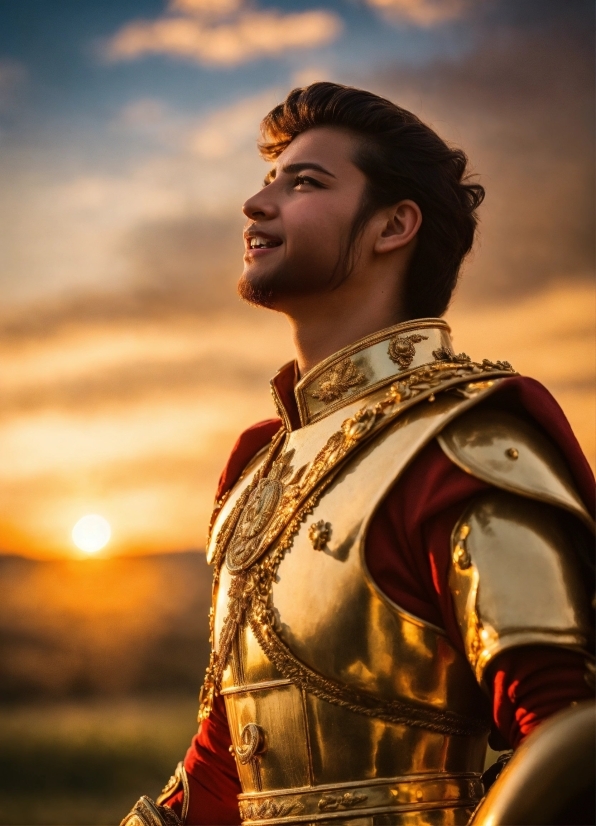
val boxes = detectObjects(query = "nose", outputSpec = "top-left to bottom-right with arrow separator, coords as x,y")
242,186 -> 278,221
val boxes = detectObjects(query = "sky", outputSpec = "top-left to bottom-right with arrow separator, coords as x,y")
0,0 -> 594,559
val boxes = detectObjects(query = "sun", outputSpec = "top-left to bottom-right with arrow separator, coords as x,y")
72,514 -> 111,554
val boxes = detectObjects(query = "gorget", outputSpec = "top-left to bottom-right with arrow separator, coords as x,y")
200,319 -> 517,826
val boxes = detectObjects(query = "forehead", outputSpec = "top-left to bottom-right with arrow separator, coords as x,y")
275,126 -> 362,171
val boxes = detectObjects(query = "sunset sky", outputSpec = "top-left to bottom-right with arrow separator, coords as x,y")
1,0 -> 594,559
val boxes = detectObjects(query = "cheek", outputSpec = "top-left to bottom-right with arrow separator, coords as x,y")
285,201 -> 347,259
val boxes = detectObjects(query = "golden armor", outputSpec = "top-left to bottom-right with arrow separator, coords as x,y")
122,320 -> 593,826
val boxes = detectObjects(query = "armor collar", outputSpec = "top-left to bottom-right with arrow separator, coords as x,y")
271,318 -> 455,429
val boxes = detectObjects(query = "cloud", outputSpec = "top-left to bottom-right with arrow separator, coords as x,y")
369,7 -> 594,302
365,0 -> 468,26
104,6 -> 342,67
189,88 -> 281,159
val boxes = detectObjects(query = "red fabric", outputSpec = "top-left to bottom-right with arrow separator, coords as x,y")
165,374 -> 594,824
215,419 -> 281,502
488,647 -> 593,749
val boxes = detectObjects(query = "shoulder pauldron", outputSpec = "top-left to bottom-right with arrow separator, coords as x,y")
440,407 -> 594,682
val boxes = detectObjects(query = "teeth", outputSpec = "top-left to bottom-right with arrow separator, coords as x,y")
249,237 -> 277,249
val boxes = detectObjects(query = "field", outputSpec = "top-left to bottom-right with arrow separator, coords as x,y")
0,552 -> 211,825
0,696 -> 199,825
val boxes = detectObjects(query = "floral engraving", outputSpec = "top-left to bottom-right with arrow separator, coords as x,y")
240,798 -> 304,821
318,792 -> 368,811
310,358 -> 367,403
433,346 -> 471,363
388,334 -> 428,369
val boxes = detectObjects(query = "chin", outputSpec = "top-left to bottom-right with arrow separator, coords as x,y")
237,271 -> 278,309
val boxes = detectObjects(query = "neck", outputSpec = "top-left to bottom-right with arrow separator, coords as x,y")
285,288 -> 408,376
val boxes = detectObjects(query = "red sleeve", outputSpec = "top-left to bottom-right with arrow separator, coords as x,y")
365,438 -> 593,748
164,420 -> 282,823
166,694 -> 241,824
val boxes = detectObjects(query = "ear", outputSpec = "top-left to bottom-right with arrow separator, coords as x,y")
374,200 -> 422,254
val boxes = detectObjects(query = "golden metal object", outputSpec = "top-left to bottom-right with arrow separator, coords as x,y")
310,357 -> 367,403
449,491 -> 593,682
119,797 -> 182,826
471,702 -> 595,825
293,319 -> 457,425
309,520 -> 332,550
234,723 -> 266,764
387,333 -> 428,368
433,346 -> 472,363
155,762 -> 189,821
197,322 -> 525,823
438,407 -> 594,530
505,446 -> 519,460
201,358 -> 513,722
238,773 -> 484,824
453,523 -> 472,570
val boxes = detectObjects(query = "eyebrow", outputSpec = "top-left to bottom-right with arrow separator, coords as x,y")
282,161 -> 336,177
263,161 -> 336,186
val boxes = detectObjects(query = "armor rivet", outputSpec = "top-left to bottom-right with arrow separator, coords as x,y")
505,447 -> 519,459
416,788 -> 423,801
309,520 -> 332,550
428,393 -> 436,402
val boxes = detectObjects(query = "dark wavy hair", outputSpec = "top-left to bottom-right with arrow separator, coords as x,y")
259,82 -> 485,319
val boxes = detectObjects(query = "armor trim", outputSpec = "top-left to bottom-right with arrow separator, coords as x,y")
449,490 -> 593,682
293,318 -> 453,425
238,772 -> 483,825
154,762 -> 189,821
437,407 -> 594,530
119,796 -> 183,826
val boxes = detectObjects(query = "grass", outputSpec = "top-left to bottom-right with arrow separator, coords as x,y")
0,695 -> 200,826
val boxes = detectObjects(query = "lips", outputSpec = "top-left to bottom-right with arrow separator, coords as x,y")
244,230 -> 283,253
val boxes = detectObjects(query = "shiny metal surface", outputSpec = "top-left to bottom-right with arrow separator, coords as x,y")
212,385 -> 506,824
238,773 -> 482,825
294,319 -> 453,425
471,701 -> 595,825
155,762 -> 189,821
449,490 -> 593,682
119,797 -> 182,826
438,407 -> 594,530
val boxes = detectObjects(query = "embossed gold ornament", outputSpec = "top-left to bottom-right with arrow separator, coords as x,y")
387,333 -> 428,368
318,791 -> 368,811
433,346 -> 471,363
234,723 -> 266,764
226,450 -> 296,574
240,797 -> 304,821
308,520 -> 332,550
310,357 -> 367,403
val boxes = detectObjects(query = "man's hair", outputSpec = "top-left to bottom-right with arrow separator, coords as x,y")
259,82 -> 484,318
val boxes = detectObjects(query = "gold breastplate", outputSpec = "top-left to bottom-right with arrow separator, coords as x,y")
203,325 -> 516,825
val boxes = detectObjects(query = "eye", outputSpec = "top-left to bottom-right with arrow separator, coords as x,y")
293,174 -> 322,189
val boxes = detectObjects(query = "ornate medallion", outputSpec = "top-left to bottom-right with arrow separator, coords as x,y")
387,334 -> 428,369
226,450 -> 295,574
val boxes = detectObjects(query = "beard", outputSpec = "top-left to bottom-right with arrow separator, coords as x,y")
237,245 -> 352,310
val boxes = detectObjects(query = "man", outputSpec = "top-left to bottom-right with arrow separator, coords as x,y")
122,83 -> 594,826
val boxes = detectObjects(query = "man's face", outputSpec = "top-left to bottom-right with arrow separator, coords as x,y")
239,126 -> 368,308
